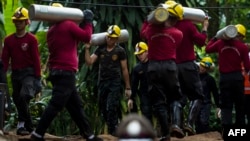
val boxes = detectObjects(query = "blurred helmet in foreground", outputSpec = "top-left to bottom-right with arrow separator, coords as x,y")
116,114 -> 156,141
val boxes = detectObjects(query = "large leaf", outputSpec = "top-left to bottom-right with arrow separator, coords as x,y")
0,12 -> 6,39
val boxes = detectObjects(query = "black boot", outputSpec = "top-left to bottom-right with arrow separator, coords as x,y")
170,101 -> 185,138
184,99 -> 202,135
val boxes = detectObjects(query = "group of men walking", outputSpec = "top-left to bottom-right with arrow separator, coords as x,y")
1,1 -> 250,141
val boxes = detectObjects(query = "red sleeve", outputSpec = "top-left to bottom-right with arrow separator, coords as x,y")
140,20 -> 149,40
2,37 -> 10,72
189,22 -> 207,47
69,21 -> 93,43
241,44 -> 250,73
206,39 -> 223,53
30,35 -> 41,77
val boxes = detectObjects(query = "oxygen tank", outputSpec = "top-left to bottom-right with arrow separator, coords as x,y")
91,29 -> 129,46
183,7 -> 207,23
147,7 -> 169,24
28,4 -> 83,23
215,25 -> 238,40
159,3 -> 207,23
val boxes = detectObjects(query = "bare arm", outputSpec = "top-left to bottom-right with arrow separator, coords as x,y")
84,43 -> 98,66
201,18 -> 209,32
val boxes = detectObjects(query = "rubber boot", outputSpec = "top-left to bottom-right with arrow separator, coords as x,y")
184,99 -> 202,135
170,101 -> 185,138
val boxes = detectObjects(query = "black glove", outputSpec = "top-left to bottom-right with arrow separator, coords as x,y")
34,77 -> 42,95
212,37 -> 218,41
83,9 -> 94,23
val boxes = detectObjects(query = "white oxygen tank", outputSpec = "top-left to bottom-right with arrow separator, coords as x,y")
159,3 -> 208,23
147,7 -> 169,24
215,25 -> 238,40
183,7 -> 207,23
91,29 -> 129,46
29,4 -> 84,23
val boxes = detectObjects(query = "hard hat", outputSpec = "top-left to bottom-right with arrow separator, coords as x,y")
134,42 -> 148,55
107,25 -> 121,38
165,1 -> 183,20
116,114 -> 156,140
51,3 -> 63,7
200,56 -> 213,69
235,24 -> 246,37
165,0 -> 176,5
12,7 -> 29,20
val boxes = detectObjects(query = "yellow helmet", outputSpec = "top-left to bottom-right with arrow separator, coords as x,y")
12,7 -> 29,20
165,0 -> 176,5
134,42 -> 148,55
235,24 -> 246,37
165,1 -> 183,20
200,56 -> 213,69
51,3 -> 63,7
107,25 -> 121,38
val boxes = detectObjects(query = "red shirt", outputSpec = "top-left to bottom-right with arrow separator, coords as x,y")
175,20 -> 207,63
206,39 -> 250,73
140,21 -> 183,61
47,20 -> 92,72
2,32 -> 41,77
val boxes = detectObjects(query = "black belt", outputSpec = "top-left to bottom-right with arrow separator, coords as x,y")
50,69 -> 75,76
12,67 -> 34,74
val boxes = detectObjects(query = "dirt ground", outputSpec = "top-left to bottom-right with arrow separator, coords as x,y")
0,131 -> 223,141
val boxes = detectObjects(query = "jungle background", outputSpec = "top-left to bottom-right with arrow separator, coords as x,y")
0,0 -> 250,137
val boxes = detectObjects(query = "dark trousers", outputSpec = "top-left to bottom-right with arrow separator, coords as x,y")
98,79 -> 121,135
35,70 -> 93,138
11,67 -> 36,128
195,103 -> 211,133
139,93 -> 153,124
148,60 -> 182,137
220,78 -> 245,126
245,95 -> 250,125
177,61 -> 204,101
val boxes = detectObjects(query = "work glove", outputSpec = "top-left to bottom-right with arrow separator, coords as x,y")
212,36 -> 218,41
125,89 -> 132,99
83,9 -> 94,23
34,77 -> 42,95
127,99 -> 133,113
